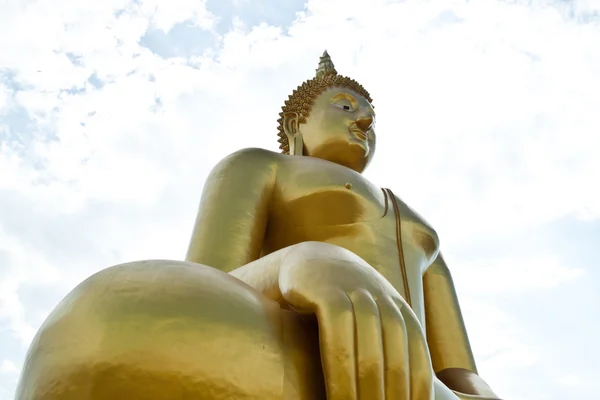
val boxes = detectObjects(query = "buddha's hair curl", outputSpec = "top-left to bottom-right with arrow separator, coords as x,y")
276,52 -> 373,154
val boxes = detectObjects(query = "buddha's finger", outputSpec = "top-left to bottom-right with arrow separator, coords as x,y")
317,291 -> 358,400
393,298 -> 434,400
349,289 -> 385,400
377,295 -> 410,400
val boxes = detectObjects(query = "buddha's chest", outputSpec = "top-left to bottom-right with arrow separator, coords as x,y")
273,158 -> 386,227
266,163 -> 393,277
268,159 -> 437,267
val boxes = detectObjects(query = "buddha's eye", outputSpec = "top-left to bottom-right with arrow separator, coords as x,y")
333,101 -> 354,112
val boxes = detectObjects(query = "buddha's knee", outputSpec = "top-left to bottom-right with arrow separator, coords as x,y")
16,260 -> 286,400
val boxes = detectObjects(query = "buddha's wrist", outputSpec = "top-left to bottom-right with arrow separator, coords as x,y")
229,252 -> 287,305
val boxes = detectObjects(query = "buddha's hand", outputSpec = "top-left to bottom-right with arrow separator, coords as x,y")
279,242 -> 434,400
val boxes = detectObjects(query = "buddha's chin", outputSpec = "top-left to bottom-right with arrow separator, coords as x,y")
349,138 -> 370,155
308,142 -> 370,172
332,145 -> 370,173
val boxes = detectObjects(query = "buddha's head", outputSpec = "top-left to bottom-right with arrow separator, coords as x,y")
277,51 -> 375,173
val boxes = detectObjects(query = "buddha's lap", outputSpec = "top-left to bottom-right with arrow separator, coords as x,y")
16,260 -> 324,400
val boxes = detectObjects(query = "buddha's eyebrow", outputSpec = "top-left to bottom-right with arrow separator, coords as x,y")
330,93 -> 358,109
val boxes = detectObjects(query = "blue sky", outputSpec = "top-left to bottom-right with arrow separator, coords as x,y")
1,0 -> 599,399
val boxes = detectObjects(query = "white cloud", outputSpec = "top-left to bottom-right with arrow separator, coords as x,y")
0,85 -> 11,111
140,0 -> 216,31
0,0 -> 598,399
0,227 -> 61,347
0,360 -> 18,375
573,0 -> 600,14
452,255 -> 585,293
557,373 -> 582,388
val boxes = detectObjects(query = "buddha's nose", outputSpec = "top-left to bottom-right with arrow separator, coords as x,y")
355,115 -> 373,132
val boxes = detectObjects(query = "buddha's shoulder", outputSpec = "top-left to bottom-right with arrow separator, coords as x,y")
212,147 -> 286,172
214,148 -> 342,174
391,192 -> 440,257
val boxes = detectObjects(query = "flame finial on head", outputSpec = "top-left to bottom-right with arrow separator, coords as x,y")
315,50 -> 338,78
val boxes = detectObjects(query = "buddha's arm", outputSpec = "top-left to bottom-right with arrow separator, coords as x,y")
424,253 -> 501,399
185,148 -> 278,272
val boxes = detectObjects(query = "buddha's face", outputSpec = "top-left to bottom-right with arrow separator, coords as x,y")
297,87 -> 376,173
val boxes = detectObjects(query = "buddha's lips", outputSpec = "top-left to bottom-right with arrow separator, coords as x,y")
350,128 -> 368,141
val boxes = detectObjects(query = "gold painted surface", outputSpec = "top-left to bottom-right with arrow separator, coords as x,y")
16,51 -> 503,399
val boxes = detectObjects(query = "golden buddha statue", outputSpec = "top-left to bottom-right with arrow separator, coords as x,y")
16,51 -> 503,400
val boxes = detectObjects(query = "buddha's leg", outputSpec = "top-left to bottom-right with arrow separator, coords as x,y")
15,260 -> 324,400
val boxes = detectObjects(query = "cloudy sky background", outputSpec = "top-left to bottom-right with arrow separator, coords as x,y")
1,0 -> 599,399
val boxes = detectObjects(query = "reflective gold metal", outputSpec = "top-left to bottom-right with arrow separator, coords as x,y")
16,51 -> 502,399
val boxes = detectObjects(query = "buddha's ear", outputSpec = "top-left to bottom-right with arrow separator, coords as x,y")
282,112 -> 300,137
282,112 -> 303,156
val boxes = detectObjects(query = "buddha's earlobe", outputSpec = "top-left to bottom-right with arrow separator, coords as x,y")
282,112 -> 304,156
